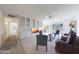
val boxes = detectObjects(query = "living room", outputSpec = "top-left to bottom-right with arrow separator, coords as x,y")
0,4 -> 79,54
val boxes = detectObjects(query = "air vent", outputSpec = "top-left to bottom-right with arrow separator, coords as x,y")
8,15 -> 15,17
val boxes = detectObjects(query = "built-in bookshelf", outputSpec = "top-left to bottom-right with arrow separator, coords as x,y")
19,17 -> 31,39
19,16 -> 43,39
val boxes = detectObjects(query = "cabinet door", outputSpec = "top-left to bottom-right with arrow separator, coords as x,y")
32,19 -> 36,27
19,17 -> 26,39
20,30 -> 27,39
25,18 -> 30,27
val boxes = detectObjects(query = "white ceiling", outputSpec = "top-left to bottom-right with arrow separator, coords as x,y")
0,4 -> 79,18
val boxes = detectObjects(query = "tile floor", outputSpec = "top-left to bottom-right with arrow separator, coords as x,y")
0,34 -> 59,54
21,34 -> 59,54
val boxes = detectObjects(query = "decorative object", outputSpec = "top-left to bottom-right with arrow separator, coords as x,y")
69,21 -> 76,28
32,28 -> 39,33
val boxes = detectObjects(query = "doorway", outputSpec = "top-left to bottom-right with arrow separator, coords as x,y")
5,17 -> 18,36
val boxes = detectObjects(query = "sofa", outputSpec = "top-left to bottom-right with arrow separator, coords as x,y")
55,31 -> 79,54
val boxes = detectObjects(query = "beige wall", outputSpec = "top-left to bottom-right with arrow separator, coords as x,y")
0,11 -> 19,47
0,11 -> 7,47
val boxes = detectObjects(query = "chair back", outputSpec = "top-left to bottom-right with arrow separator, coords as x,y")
36,35 -> 48,46
56,30 -> 60,34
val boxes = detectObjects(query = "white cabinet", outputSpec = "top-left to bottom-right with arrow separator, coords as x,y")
19,17 -> 31,39
19,17 -> 43,39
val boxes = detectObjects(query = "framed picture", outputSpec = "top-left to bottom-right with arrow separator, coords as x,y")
53,23 -> 63,31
